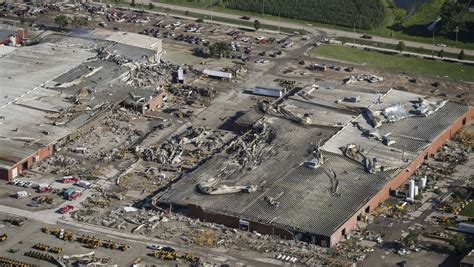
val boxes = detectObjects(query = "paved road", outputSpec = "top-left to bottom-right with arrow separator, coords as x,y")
0,204 -> 275,266
133,0 -> 474,56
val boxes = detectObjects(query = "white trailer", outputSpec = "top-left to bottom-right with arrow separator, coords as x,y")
16,191 -> 31,199
252,86 -> 283,98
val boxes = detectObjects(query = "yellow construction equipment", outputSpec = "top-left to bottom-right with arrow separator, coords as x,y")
42,226 -> 50,234
153,249 -> 180,261
0,256 -> 33,267
49,247 -> 63,254
33,243 -> 49,251
133,257 -> 142,264
89,240 -> 100,249
120,244 -> 130,251
0,234 -> 7,242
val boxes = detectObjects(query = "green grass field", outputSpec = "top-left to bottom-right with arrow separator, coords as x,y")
310,44 -> 474,82
460,201 -> 474,217
335,37 -> 474,61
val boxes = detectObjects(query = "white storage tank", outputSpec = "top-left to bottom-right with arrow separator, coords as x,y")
408,180 -> 415,200
421,176 -> 427,188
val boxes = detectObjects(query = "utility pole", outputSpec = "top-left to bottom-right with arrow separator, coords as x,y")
455,26 -> 459,47
278,10 -> 281,34
353,22 -> 355,46
210,0 -> 213,22
262,0 -> 265,16
432,30 -> 435,58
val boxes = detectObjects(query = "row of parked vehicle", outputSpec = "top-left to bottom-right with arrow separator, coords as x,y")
175,34 -> 208,45
9,179 -> 33,188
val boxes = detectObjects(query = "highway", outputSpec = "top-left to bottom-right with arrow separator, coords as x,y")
134,0 -> 474,56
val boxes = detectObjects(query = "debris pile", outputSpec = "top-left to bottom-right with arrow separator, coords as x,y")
344,74 -> 383,84
167,85 -> 214,105
225,121 -> 275,170
138,126 -> 227,171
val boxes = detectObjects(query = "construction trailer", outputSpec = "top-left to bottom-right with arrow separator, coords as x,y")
203,69 -> 232,80
252,86 -> 284,98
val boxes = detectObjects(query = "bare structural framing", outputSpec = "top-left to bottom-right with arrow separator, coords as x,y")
155,87 -> 473,247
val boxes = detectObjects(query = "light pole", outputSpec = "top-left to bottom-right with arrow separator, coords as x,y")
455,26 -> 459,47
353,22 -> 355,46
432,30 -> 435,58
210,0 -> 213,22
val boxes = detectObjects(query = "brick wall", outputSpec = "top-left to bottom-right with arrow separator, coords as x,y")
187,204 -> 293,239
330,108 -> 473,246
0,168 -> 8,180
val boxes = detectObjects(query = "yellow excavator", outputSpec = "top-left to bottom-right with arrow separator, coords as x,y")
0,234 -> 7,242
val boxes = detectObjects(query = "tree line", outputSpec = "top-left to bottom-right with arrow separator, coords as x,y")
222,0 -> 386,29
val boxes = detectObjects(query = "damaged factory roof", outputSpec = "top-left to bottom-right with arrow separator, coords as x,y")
71,28 -> 162,55
0,40 -> 95,168
156,87 -> 471,238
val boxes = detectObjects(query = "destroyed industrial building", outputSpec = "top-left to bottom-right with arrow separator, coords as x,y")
156,87 -> 473,247
0,30 -> 162,180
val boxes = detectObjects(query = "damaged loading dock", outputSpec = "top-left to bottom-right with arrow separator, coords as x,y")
155,87 -> 474,247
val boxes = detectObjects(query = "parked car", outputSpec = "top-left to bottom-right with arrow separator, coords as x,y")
59,205 -> 74,214
147,244 -> 162,250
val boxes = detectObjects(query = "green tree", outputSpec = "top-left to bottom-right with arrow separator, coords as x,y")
148,3 -> 154,9
438,49 -> 445,58
209,42 -> 231,58
448,234 -> 473,255
396,41 -> 405,53
402,232 -> 419,248
185,10 -> 190,16
54,15 -> 69,31
439,1 -> 467,35
196,18 -> 204,23
225,0 -> 385,29
254,19 -> 261,31
458,49 -> 465,60
166,8 -> 171,16
114,0 -> 119,5
131,0 -> 136,6
392,7 -> 407,31
72,16 -> 87,27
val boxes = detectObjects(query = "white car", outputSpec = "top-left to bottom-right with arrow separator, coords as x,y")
147,244 -> 162,250
23,181 -> 33,188
436,43 -> 446,47
17,181 -> 25,187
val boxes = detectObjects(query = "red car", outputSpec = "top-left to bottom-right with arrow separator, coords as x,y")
62,176 -> 80,183
59,205 -> 74,214
39,186 -> 53,193
68,192 -> 81,201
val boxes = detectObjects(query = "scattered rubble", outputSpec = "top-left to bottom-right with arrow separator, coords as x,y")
344,74 -> 384,84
